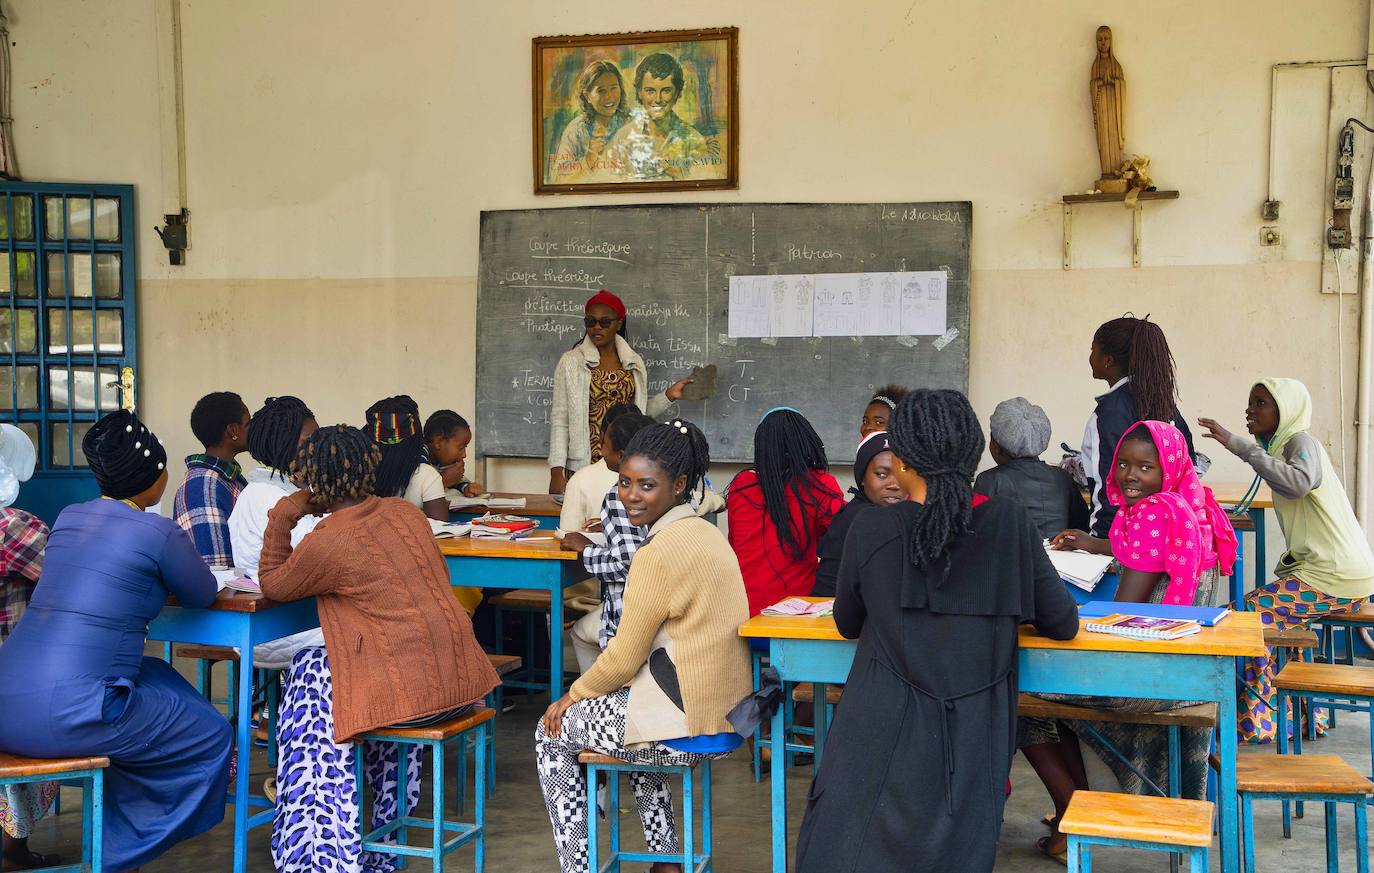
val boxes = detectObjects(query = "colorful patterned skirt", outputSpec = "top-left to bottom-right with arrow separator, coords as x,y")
0,586 -> 57,839
1237,576 -> 1366,744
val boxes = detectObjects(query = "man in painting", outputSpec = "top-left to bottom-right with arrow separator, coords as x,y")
608,51 -> 718,181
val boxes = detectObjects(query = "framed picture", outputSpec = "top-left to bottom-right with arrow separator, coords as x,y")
532,27 -> 738,195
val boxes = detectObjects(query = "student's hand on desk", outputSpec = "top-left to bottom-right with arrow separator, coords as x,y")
1050,529 -> 1111,555
665,377 -> 694,402
561,532 -> 593,552
1197,418 -> 1232,446
461,482 -> 485,498
542,694 -> 575,738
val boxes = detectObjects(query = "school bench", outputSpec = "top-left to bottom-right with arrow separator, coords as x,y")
0,752 -> 108,873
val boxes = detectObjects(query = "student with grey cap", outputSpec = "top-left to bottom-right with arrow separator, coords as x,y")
974,397 -> 1090,539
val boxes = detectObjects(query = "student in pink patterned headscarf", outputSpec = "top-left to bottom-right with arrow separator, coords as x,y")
1026,421 -> 1238,860
1052,419 -> 1237,604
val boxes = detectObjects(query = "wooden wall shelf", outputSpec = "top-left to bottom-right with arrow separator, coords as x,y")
1061,189 -> 1181,269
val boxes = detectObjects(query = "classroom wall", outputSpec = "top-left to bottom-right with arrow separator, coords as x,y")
11,0 -> 1371,535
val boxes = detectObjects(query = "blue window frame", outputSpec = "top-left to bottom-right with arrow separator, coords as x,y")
0,182 -> 138,523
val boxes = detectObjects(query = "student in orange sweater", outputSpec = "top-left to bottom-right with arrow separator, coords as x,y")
537,419 -> 751,873
258,425 -> 498,873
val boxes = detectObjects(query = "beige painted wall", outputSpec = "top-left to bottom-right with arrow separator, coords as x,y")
10,0 -> 1371,529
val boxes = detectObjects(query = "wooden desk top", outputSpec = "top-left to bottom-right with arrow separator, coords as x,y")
437,536 -> 578,561
454,493 -> 563,518
739,598 -> 1268,657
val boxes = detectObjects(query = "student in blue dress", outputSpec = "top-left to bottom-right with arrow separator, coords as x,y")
0,410 -> 232,873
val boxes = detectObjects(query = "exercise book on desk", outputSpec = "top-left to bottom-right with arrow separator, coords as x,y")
448,493 -> 527,511
428,518 -> 472,538
470,514 -> 538,540
1043,543 -> 1114,592
1076,600 -> 1231,627
761,597 -> 834,617
1085,613 -> 1202,640
555,528 -> 607,546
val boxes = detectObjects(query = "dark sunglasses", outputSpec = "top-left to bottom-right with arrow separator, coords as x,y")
584,316 -> 620,329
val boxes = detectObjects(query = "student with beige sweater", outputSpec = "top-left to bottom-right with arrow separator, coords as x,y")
537,419 -> 751,873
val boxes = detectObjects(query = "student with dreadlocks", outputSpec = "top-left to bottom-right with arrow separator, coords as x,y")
1073,314 -> 1199,543
537,419 -> 752,873
366,395 -> 448,522
793,390 -> 1078,873
258,425 -> 499,873
727,408 -> 844,617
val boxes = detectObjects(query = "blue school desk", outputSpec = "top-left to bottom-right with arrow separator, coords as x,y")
739,605 -> 1266,873
148,592 -> 321,873
438,536 -> 582,697
450,492 -> 563,530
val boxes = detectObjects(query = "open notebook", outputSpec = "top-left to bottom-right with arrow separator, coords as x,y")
1043,542 -> 1114,592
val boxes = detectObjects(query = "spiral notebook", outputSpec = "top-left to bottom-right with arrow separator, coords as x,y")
1085,613 -> 1202,640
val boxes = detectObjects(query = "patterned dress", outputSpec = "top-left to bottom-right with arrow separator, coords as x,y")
587,367 -> 635,462
0,508 -> 57,840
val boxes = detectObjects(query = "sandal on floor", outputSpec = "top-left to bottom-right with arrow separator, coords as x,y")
1036,834 -> 1068,866
2,848 -> 62,871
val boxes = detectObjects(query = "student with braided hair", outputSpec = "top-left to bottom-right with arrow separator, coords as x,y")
794,390 -> 1077,873
727,408 -> 844,617
228,395 -> 320,580
423,409 -> 483,497
366,395 -> 448,521
259,425 -> 499,873
1077,314 -> 1199,540
537,419 -> 752,873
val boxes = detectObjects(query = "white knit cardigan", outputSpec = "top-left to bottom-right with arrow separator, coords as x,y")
549,334 -> 672,470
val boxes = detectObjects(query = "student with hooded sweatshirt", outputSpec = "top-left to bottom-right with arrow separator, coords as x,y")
1200,378 -> 1374,743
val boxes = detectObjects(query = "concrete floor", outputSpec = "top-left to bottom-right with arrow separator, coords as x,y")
18,686 -> 1374,872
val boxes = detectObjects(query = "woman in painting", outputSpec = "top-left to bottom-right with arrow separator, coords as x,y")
553,60 -> 630,182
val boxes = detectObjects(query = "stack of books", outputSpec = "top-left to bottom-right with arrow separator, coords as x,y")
761,597 -> 835,617
428,518 -> 472,538
470,514 -> 539,540
1043,542 -> 1115,592
1084,613 -> 1201,640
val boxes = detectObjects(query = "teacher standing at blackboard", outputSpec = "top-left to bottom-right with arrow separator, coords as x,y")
548,289 -> 692,494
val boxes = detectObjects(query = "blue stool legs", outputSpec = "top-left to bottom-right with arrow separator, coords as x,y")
1068,834 -> 1206,873
587,757 -> 713,872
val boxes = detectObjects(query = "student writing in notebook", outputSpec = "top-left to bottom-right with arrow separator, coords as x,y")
1199,378 -> 1374,743
1025,421 -> 1237,861
423,409 -> 483,497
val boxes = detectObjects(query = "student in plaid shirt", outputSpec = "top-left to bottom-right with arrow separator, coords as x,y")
173,392 -> 251,566
0,423 -> 62,868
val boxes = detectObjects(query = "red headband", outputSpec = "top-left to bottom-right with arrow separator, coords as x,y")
585,289 -> 626,320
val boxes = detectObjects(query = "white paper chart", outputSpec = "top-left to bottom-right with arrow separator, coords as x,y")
727,270 -> 947,339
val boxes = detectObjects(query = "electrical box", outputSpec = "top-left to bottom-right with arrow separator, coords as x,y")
1260,226 -> 1282,246
1335,177 -> 1355,210
1261,200 -> 1281,221
1328,227 -> 1351,248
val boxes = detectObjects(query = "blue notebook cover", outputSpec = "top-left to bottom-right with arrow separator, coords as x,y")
1076,600 -> 1232,627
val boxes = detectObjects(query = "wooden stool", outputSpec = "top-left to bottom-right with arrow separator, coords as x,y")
1237,754 -> 1371,872
0,752 -> 109,872
490,589 -> 558,701
1275,661 -> 1374,831
581,750 -> 715,873
356,707 -> 494,873
1019,695 -> 1218,799
1059,790 -> 1213,873
175,643 -> 240,713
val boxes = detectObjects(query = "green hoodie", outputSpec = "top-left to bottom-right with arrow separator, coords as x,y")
1224,378 -> 1374,598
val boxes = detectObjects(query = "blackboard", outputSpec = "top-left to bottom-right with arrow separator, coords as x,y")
476,202 -> 971,464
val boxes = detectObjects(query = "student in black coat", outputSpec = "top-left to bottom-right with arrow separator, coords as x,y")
813,431 -> 906,597
795,389 -> 1079,873
974,397 -> 1090,539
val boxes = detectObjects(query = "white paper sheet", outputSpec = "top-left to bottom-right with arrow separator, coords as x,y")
898,272 -> 947,336
727,270 -> 948,338
771,274 -> 814,337
727,275 -> 771,338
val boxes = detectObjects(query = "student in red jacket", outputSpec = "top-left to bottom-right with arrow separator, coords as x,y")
727,408 -> 844,617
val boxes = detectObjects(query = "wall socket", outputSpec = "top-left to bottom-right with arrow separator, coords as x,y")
1260,226 -> 1282,246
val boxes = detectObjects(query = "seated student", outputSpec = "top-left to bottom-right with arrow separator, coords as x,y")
173,390 -> 251,566
559,402 -> 638,534
366,395 -> 447,522
1200,378 -> 1374,743
537,419 -> 752,873
974,397 -> 1089,539
728,408 -> 844,616
794,390 -> 1078,873
859,384 -> 909,438
424,409 -> 483,498
258,425 -> 499,873
813,430 -> 906,597
1025,421 -> 1237,861
0,425 -> 60,870
0,411 -> 232,873
561,408 -> 656,672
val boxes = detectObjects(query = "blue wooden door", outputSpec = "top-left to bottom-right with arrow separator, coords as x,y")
0,183 -> 138,524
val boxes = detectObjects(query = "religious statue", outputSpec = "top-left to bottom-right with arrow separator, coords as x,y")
1090,25 -> 1126,192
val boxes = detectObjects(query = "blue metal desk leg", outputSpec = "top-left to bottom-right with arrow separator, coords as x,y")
549,583 -> 565,700
813,682 -> 829,774
1251,509 -> 1266,594
770,682 -> 787,873
232,620 -> 254,873
1218,659 -> 1241,873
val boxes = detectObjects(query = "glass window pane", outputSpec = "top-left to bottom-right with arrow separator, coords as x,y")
96,309 -> 122,353
68,197 -> 119,242
0,365 -> 37,410
94,253 -> 120,298
48,365 -> 116,411
50,421 -> 94,469
0,308 -> 37,354
0,195 -> 34,241
44,252 -> 69,296
1,252 -> 36,298
42,196 -> 64,241
16,421 -> 38,458
47,253 -> 121,299
46,308 -> 96,354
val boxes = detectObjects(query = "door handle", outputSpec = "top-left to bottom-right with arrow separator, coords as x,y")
103,366 -> 136,412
